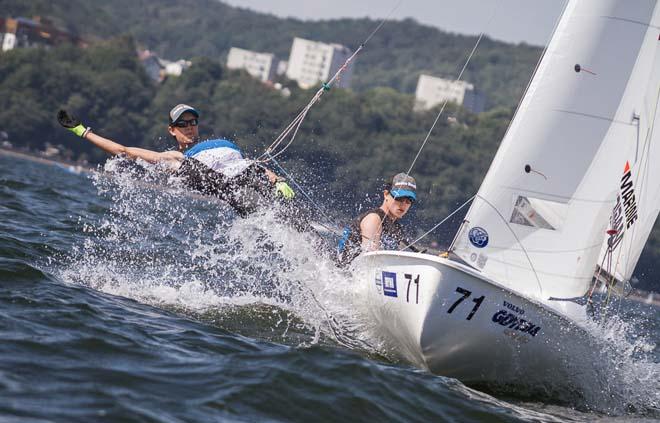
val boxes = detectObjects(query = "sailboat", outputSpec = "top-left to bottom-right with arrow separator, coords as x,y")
353,0 -> 660,384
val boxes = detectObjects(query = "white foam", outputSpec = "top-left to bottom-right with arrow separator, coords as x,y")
59,161 -> 382,353
56,162 -> 659,415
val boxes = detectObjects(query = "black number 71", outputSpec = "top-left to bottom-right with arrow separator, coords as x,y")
404,273 -> 420,304
447,287 -> 485,320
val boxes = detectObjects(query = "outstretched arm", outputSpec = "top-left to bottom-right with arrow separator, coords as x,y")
58,110 -> 182,166
83,130 -> 180,163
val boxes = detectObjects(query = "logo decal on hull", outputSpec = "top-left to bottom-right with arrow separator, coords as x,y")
382,271 -> 398,297
468,227 -> 489,248
503,300 -> 525,315
491,310 -> 541,337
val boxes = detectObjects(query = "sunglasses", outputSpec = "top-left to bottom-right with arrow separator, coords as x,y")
393,196 -> 414,204
172,118 -> 198,128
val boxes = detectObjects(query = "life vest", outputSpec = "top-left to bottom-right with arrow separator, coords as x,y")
336,208 -> 406,266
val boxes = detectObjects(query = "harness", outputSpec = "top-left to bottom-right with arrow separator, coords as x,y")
176,139 -> 272,216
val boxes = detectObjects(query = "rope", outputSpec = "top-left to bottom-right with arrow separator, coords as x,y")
619,84 -> 660,285
364,5 -> 500,251
382,4 -> 499,253
406,35 -> 485,175
266,153 -> 342,235
405,3 -> 500,176
468,195 -> 544,298
255,2 -> 403,238
261,92 -> 321,161
400,195 -> 475,251
259,1 -> 402,163
399,0 -> 568,248
592,84 -> 660,310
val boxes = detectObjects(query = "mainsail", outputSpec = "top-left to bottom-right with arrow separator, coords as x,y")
452,0 -> 660,301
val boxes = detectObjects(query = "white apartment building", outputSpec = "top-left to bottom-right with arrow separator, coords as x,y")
285,37 -> 354,89
226,47 -> 279,82
414,74 -> 486,114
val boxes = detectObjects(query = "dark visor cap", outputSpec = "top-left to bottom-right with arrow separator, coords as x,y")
169,104 -> 199,124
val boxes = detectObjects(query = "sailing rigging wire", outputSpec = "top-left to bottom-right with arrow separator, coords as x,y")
553,6 -> 657,310
590,84 -> 660,309
393,5 -> 500,252
569,8 -> 658,312
612,84 -> 660,300
258,0 -> 402,164
399,195 -> 475,251
472,194 -> 544,297
405,28 -> 489,176
373,5 -> 503,252
388,6 -> 498,252
265,153 -> 341,235
405,0 -> 569,249
252,2 -> 402,236
406,2 -> 524,175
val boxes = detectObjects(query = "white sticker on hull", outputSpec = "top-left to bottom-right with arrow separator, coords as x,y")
374,270 -> 383,294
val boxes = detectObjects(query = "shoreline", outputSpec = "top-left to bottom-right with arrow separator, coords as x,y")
0,147 -> 95,175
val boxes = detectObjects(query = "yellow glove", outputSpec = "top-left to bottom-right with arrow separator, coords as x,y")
58,110 -> 90,137
275,181 -> 295,200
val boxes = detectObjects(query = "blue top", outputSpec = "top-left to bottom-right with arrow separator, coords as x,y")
184,139 -> 242,158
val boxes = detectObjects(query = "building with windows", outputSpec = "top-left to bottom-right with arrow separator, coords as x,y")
0,16 -> 84,52
226,47 -> 279,82
285,37 -> 353,89
414,74 -> 486,114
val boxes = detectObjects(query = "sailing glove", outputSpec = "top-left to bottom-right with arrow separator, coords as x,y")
57,110 -> 91,138
275,181 -> 295,200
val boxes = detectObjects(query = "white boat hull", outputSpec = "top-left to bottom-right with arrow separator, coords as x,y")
353,251 -> 594,385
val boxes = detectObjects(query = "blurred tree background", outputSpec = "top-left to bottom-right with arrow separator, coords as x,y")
0,35 -> 507,243
1,0 -> 658,292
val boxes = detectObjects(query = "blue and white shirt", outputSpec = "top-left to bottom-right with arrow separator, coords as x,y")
184,139 -> 253,177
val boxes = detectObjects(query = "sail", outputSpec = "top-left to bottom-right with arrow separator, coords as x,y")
598,83 -> 660,284
452,0 -> 660,301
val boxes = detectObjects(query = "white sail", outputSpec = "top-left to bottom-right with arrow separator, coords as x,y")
452,0 -> 660,301
596,17 -> 660,284
598,108 -> 660,283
